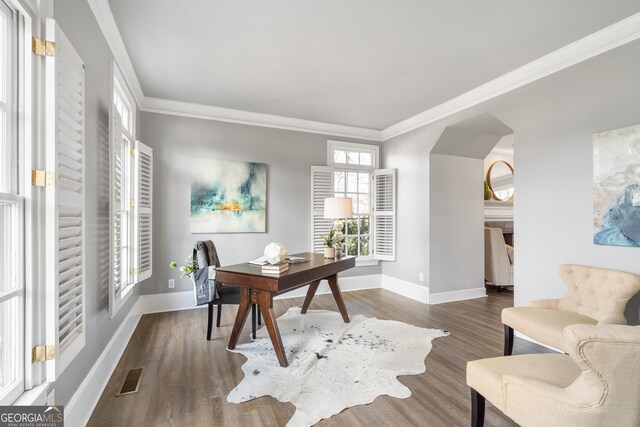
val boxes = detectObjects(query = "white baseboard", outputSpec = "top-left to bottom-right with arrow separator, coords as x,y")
381,275 -> 430,304
428,287 -> 487,305
65,311 -> 141,427
133,290 -> 198,315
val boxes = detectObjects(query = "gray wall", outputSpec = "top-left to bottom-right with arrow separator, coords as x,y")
382,38 -> 640,321
140,112 -> 381,295
53,0 -> 141,405
429,154 -> 484,294
380,125 -> 438,286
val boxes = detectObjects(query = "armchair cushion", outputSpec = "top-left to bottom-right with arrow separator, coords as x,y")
528,298 -> 560,309
502,307 -> 597,352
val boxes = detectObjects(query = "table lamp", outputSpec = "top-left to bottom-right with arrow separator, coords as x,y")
323,198 -> 353,258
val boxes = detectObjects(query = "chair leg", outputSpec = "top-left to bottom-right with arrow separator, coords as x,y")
251,304 -> 257,339
207,303 -> 213,341
471,388 -> 485,427
257,305 -> 261,325
503,325 -> 514,356
216,304 -> 222,327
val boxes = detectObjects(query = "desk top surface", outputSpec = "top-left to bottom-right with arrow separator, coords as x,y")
215,252 -> 356,292
216,252 -> 354,276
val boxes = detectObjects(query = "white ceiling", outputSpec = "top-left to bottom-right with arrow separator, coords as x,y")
108,0 -> 640,130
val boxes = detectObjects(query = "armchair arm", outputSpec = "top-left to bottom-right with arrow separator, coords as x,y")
529,299 -> 560,309
503,374 -> 576,406
564,324 -> 640,346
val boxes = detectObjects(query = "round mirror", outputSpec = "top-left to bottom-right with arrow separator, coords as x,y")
487,160 -> 514,201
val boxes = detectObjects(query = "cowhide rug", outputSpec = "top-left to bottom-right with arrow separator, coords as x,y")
227,307 -> 449,427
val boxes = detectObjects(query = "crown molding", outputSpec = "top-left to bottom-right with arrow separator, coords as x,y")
87,0 -> 144,106
381,12 -> 640,141
141,96 -> 383,141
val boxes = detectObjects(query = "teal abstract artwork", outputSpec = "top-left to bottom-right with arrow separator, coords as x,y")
191,159 -> 267,233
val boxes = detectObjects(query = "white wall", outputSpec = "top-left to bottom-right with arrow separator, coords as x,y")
429,154 -> 485,294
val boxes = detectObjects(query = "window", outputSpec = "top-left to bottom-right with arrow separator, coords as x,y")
311,141 -> 396,265
330,141 -> 378,260
109,63 -> 153,317
0,0 -> 24,404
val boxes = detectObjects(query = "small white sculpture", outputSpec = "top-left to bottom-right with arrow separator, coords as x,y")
264,242 -> 287,265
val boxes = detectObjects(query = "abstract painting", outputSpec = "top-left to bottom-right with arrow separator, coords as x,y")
191,159 -> 267,233
593,123 -> 640,247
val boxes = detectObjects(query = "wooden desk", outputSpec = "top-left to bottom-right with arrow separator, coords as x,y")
216,252 -> 356,367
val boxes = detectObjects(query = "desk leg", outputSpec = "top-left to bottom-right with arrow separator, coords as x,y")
328,274 -> 350,323
259,290 -> 288,367
301,280 -> 321,314
228,287 -> 251,350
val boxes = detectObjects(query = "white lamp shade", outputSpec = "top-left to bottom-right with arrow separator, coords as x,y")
324,197 -> 353,219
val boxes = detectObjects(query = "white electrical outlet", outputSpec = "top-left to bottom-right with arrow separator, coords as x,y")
418,273 -> 424,282
168,279 -> 175,289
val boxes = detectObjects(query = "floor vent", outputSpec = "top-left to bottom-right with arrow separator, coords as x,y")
116,368 -> 143,396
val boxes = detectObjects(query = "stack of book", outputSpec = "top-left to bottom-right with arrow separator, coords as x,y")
261,262 -> 290,276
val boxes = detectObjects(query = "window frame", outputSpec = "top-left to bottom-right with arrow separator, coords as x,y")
327,140 -> 379,267
0,0 -> 32,405
110,61 -> 137,313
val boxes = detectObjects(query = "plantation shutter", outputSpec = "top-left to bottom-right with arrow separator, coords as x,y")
134,140 -> 153,283
108,108 -> 125,318
310,166 -> 334,253
373,168 -> 396,261
45,19 -> 86,377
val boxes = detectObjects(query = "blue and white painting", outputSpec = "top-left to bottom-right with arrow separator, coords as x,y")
191,159 -> 267,233
593,124 -> 640,247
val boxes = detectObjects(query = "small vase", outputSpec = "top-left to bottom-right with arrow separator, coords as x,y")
324,247 -> 336,259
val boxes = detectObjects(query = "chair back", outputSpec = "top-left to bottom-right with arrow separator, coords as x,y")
192,240 -> 219,305
484,227 -> 512,286
558,264 -> 640,323
562,324 -> 640,426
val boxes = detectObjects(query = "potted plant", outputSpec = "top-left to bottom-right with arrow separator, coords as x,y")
169,256 -> 198,281
484,180 -> 493,201
322,220 -> 345,259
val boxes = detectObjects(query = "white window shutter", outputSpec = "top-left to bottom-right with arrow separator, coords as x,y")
373,168 -> 396,261
109,107 -> 125,318
45,19 -> 86,377
134,140 -> 152,283
310,166 -> 334,253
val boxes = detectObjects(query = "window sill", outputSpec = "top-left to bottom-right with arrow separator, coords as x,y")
13,383 -> 50,406
355,258 -> 379,267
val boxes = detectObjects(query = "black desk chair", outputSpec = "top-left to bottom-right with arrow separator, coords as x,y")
207,282 -> 261,341
193,240 -> 261,341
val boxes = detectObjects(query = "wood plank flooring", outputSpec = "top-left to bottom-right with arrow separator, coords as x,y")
88,287 -> 549,426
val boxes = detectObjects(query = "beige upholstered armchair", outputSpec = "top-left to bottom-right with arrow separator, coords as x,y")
484,227 -> 513,289
466,324 -> 640,427
502,264 -> 640,355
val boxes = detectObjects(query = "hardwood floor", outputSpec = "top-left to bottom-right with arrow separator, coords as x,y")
88,287 -> 549,426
